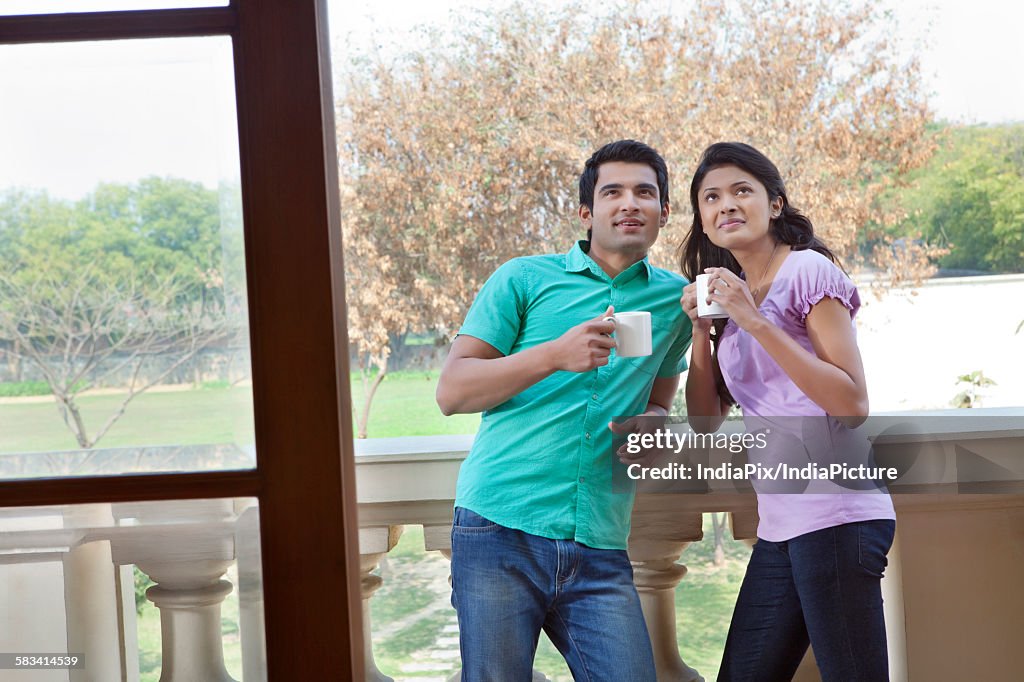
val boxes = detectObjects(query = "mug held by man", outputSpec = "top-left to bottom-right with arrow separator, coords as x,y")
604,311 -> 652,357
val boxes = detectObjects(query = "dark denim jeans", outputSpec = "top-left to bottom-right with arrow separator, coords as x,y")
450,507 -> 656,682
719,519 -> 896,682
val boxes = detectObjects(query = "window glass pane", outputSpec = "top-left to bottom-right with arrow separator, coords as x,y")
0,497 -> 264,681
327,1 -> 1024,679
0,0 -> 226,15
0,36 -> 255,478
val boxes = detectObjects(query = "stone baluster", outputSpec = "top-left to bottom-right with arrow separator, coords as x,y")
137,556 -> 237,682
882,526 -> 908,682
727,508 -> 758,546
359,525 -> 403,682
629,500 -> 705,682
63,503 -> 122,682
112,500 -> 239,682
234,504 -> 267,682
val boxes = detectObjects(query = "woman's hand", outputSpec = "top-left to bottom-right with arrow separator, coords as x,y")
703,267 -> 765,331
680,282 -> 714,336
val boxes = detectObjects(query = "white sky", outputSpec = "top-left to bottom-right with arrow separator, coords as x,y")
0,0 -> 1021,200
0,37 -> 239,201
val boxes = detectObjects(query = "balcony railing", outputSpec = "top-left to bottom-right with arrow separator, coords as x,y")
1,408 -> 1022,681
353,409 -> 1024,682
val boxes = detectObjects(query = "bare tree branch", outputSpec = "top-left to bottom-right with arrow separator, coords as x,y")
0,264 -> 231,450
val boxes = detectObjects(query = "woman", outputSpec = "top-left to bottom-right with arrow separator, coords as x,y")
679,142 -> 895,681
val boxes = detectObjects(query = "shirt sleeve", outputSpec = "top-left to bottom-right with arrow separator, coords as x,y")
656,316 -> 692,377
457,259 -> 528,356
790,251 -> 861,323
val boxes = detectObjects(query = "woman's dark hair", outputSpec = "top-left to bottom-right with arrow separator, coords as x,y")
678,142 -> 843,406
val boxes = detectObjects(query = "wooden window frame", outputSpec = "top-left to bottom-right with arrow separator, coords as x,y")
0,1 -> 364,678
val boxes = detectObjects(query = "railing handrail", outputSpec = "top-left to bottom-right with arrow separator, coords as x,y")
351,407 -> 1024,460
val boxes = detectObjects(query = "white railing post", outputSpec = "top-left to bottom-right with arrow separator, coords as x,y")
112,500 -> 239,682
235,504 -> 267,682
359,525 -> 403,682
882,526 -> 908,682
63,503 -> 122,682
138,557 -> 237,682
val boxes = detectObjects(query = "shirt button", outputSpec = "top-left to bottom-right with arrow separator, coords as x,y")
585,432 -> 591,440
592,394 -> 598,400
579,477 -> 586,483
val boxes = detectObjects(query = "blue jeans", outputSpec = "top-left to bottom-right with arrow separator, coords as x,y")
450,507 -> 656,681
719,519 -> 896,682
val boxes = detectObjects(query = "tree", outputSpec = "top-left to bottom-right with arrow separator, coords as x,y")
0,189 -> 73,383
336,0 -> 934,435
0,179 -> 234,450
880,124 -> 1024,274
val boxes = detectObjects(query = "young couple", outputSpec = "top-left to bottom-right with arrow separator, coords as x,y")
437,140 -> 895,681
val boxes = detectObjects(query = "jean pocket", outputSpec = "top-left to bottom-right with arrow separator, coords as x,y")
452,506 -> 500,533
857,520 -> 895,579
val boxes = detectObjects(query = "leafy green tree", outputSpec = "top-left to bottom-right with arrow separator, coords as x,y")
0,190 -> 77,383
0,179 -> 234,450
72,177 -> 225,300
885,124 -> 1024,273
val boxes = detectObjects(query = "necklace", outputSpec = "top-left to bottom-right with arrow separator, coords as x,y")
750,242 -> 781,301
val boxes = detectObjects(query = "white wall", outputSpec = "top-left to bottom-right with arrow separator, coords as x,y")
856,275 -> 1024,411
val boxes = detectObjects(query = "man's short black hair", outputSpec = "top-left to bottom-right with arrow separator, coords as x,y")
578,139 -> 670,211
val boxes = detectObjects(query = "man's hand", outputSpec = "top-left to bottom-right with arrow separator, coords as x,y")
545,305 -> 617,373
609,407 -> 670,467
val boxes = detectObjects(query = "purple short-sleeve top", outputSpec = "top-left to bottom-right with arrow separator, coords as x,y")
718,248 -> 894,541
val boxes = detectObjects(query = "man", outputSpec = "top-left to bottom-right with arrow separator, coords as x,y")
436,139 -> 693,680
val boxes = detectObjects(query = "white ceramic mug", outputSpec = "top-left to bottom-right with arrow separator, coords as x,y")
696,273 -> 729,319
603,311 -> 652,357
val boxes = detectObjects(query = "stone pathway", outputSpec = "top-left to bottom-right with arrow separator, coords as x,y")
370,546 -> 461,681
373,554 -> 452,641
395,611 -> 460,681
392,612 -> 557,682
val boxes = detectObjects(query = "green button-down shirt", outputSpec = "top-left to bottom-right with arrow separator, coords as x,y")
454,241 -> 693,549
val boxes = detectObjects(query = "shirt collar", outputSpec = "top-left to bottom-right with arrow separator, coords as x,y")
565,240 -> 652,282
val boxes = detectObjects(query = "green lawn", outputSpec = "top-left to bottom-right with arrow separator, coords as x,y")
0,386 -> 256,453
349,370 -> 480,438
0,371 -> 476,454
